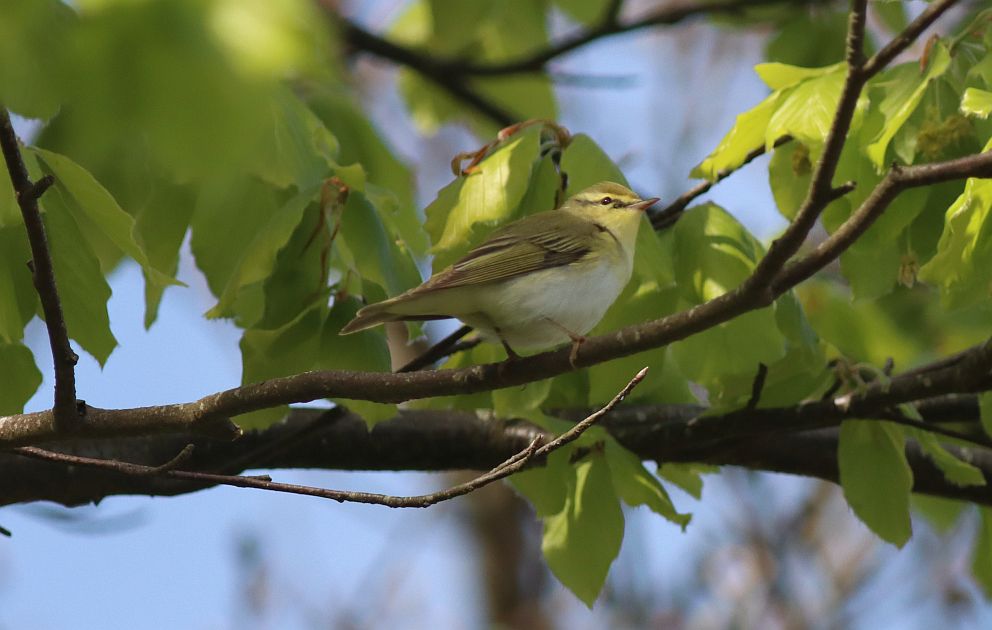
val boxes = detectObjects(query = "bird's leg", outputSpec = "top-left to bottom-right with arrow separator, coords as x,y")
500,338 -> 522,362
542,317 -> 586,368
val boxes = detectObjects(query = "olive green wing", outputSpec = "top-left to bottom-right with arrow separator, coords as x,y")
418,211 -> 597,292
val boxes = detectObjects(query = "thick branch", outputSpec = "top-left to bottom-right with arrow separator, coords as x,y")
3,388 -> 988,508
0,108 -> 77,426
8,368 -> 648,509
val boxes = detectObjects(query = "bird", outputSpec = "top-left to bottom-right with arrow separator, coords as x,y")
340,181 -> 658,364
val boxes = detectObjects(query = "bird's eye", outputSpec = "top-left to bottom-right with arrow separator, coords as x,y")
600,196 -> 612,205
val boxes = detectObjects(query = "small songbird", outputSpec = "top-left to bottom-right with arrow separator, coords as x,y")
340,181 -> 659,362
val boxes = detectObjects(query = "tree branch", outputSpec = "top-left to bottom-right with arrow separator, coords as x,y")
0,107 -> 78,429
3,384 -> 988,508
9,368 -> 648,509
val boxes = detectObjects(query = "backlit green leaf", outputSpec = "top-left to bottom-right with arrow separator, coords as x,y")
0,342 -> 41,414
321,298 -> 395,426
766,66 -> 846,151
606,440 -> 691,529
0,227 -> 37,343
238,303 -> 326,429
42,192 -> 116,365
692,92 -> 781,180
918,175 -> 992,309
962,87 -> 992,118
541,455 -> 624,607
838,420 -> 912,547
866,43 -> 951,168
425,127 -> 541,270
905,425 -> 985,487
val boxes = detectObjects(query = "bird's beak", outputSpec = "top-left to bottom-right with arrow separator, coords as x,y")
629,197 -> 660,212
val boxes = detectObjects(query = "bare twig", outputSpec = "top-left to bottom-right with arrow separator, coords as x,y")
11,368 -> 649,508
650,137 -> 791,230
0,108 -> 78,428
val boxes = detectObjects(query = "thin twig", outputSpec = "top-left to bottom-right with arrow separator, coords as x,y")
650,136 -> 791,230
0,108 -> 78,428
746,363 -> 769,410
12,368 -> 649,508
130,444 -> 196,476
396,325 -> 475,373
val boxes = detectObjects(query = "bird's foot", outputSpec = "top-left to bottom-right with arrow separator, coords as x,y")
567,335 -> 587,369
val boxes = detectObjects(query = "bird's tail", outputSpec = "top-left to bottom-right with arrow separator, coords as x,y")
339,301 -> 402,335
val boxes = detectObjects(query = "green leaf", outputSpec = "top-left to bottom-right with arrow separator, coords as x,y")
338,192 -> 423,300
0,0 -> 72,119
657,463 -> 716,500
553,0 -> 612,26
866,43 -> 952,168
42,189 -> 117,365
541,455 -> 624,607
962,87 -> 992,118
307,88 -> 426,255
133,181 -> 195,328
0,226 -> 37,343
0,342 -> 42,414
838,420 -> 913,547
974,508 -> 992,597
765,66 -> 846,152
606,440 -> 691,529
918,176 -> 992,309
238,303 -> 326,429
510,447 -> 571,518
755,61 -> 843,91
207,187 -> 315,319
492,379 -> 553,419
32,148 -> 177,293
982,392 -> 992,439
321,298 -> 395,426
253,89 -> 338,190
561,133 -> 627,192
904,426 -> 985,487
764,12 -> 848,68
425,127 -> 541,270
691,92 -> 781,180
191,178 -> 285,308
768,141 -> 812,221
671,203 -> 764,303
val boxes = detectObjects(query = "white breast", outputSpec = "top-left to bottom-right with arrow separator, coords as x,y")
467,253 -> 633,352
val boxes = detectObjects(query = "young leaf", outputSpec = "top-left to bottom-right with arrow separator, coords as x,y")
866,44 -> 951,169
321,298 -> 395,426
0,342 -> 42,414
0,226 -> 37,343
765,66 -> 846,152
207,187 -> 316,320
31,148 -> 177,292
918,175 -> 992,309
42,189 -> 117,365
238,303 -> 326,429
691,92 -> 781,180
425,127 -> 541,270
606,440 -> 691,529
657,463 -> 716,500
541,455 -> 624,607
338,192 -> 423,300
961,87 -> 992,118
838,420 -> 913,547
904,426 -> 985,487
